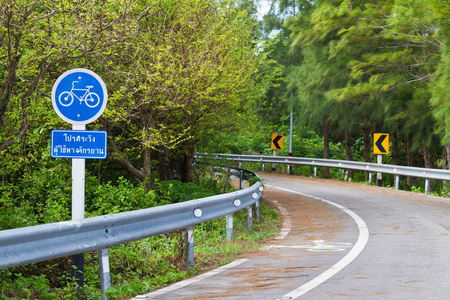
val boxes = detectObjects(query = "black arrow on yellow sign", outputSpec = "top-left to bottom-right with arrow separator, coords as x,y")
376,135 -> 387,152
271,133 -> 284,151
373,133 -> 389,155
273,135 -> 282,149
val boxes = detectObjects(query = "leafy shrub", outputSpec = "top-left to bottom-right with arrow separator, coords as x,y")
154,180 -> 217,204
85,177 -> 164,216
0,165 -> 279,299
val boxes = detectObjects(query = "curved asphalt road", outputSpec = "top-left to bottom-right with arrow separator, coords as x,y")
133,173 -> 450,299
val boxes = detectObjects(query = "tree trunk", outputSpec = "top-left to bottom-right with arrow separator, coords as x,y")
444,143 -> 450,166
362,125 -> 370,181
143,146 -> 153,192
107,136 -> 147,183
442,144 -> 450,194
371,120 -> 378,137
446,143 -> 450,168
391,130 -> 399,188
156,148 -> 181,182
344,126 -> 353,179
391,131 -> 399,165
156,146 -> 194,184
422,145 -> 432,168
323,115 -> 330,178
422,141 -> 432,192
182,146 -> 194,183
406,134 -> 413,186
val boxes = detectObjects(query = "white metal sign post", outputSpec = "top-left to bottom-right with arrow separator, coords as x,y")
51,68 -> 107,292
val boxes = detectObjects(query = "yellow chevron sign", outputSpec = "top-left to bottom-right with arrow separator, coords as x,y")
374,133 -> 389,154
271,133 -> 284,151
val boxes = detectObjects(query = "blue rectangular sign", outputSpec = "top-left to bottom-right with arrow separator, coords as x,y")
51,130 -> 107,159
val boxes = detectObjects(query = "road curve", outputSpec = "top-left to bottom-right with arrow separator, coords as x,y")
133,173 -> 450,299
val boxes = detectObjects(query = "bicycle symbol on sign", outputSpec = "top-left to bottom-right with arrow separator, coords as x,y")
58,81 -> 100,108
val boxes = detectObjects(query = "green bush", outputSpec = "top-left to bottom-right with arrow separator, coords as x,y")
0,166 -> 279,299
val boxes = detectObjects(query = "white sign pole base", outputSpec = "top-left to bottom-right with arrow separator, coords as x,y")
71,124 -> 86,291
72,157 -> 85,219
72,124 -> 86,219
377,154 -> 383,186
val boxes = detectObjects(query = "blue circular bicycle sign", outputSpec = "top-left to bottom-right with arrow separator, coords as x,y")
52,68 -> 107,124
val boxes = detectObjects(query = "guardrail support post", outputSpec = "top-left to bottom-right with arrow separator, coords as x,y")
395,175 -> 400,190
99,248 -> 111,300
239,170 -> 253,228
71,253 -> 84,298
314,166 -> 317,178
369,172 -> 372,183
225,168 -> 229,191
425,179 -> 430,194
239,170 -> 244,190
247,206 -> 253,230
226,214 -> 233,241
255,199 -> 260,220
185,226 -> 194,270
262,163 -> 265,172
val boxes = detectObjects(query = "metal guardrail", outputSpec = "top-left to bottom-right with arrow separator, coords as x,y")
0,182 -> 263,270
4,152 -> 447,296
196,153 -> 450,191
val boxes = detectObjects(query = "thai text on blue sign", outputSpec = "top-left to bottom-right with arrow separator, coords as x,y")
51,130 -> 107,159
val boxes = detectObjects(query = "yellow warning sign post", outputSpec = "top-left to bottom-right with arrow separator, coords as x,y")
270,133 -> 284,172
373,133 -> 389,187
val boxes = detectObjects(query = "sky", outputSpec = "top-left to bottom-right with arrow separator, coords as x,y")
258,0 -> 271,17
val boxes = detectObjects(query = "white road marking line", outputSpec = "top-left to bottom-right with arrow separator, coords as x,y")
132,259 -> 249,299
266,241 -> 353,252
267,185 -> 370,299
272,201 -> 292,239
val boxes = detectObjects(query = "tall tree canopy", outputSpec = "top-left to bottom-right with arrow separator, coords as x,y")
258,0 -> 450,176
0,0 -> 265,189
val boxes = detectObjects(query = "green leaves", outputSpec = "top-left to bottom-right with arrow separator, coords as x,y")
0,0 -> 266,187
94,0 -> 261,182
282,0 -> 449,153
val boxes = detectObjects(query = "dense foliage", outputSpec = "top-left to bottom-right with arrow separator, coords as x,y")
252,0 -> 450,189
0,169 -> 280,299
0,1 -> 280,298
0,0 -> 273,193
